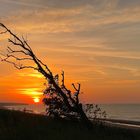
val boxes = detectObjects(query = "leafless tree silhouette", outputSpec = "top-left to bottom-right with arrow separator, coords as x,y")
0,23 -> 93,129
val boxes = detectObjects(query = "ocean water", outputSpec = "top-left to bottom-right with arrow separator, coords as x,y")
6,104 -> 140,122
99,104 -> 140,121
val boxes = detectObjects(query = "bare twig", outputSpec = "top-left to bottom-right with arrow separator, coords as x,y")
7,46 -> 28,55
72,83 -> 81,103
0,30 -> 7,34
36,58 -> 52,75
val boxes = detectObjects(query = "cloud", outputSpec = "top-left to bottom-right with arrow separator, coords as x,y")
1,0 -> 140,34
18,87 -> 42,96
103,79 -> 140,86
18,71 -> 43,78
38,45 -> 140,60
0,0 -> 48,9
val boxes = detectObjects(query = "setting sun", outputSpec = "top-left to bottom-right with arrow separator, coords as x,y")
33,97 -> 40,103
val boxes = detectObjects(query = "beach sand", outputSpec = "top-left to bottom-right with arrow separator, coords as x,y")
98,118 -> 140,130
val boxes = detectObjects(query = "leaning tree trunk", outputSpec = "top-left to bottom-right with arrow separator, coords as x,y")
77,104 -> 93,129
51,78 -> 93,129
49,77 -> 93,129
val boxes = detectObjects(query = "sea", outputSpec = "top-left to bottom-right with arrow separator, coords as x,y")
5,104 -> 140,122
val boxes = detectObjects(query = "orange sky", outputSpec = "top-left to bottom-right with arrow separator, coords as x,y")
0,0 -> 140,104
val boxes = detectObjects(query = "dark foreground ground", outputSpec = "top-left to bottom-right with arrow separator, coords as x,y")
0,109 -> 140,140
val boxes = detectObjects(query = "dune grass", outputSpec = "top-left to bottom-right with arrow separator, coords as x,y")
0,109 -> 139,140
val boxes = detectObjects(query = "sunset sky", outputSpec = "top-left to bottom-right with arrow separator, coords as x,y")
0,0 -> 140,104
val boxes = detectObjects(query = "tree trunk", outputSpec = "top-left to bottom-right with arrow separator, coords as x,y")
51,79 -> 93,129
77,104 -> 93,129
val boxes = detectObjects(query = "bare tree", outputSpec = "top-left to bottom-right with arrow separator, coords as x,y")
0,23 -> 93,129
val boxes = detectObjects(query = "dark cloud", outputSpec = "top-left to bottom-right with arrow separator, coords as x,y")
118,0 -> 140,8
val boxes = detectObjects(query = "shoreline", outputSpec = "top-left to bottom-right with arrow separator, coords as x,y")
95,118 -> 140,130
103,119 -> 140,130
1,107 -> 140,131
103,118 -> 140,125
1,103 -> 140,131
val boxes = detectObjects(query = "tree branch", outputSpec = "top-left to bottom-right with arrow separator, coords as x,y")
0,30 -> 7,34
7,46 -> 28,55
72,83 -> 81,104
36,58 -> 52,75
0,23 -> 34,55
7,54 -> 32,61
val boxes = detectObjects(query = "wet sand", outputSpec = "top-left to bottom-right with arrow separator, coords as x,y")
101,118 -> 140,130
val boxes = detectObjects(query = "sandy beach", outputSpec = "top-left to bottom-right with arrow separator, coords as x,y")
103,119 -> 140,130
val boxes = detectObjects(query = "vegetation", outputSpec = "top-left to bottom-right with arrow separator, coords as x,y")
0,109 -> 139,140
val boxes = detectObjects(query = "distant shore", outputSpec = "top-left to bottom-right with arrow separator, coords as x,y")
0,102 -> 28,106
0,102 -> 28,110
